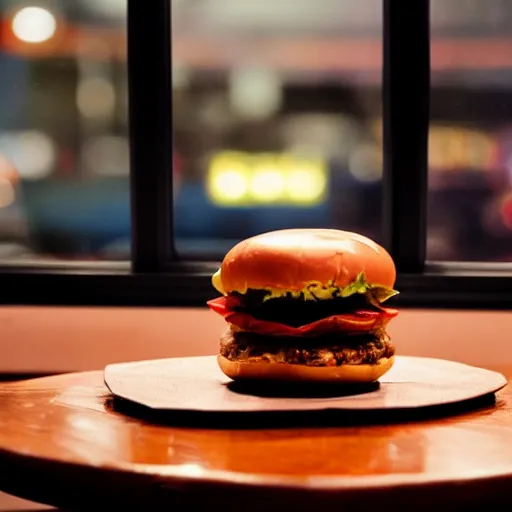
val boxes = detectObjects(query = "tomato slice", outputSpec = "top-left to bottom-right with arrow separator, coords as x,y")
206,296 -> 398,337
206,295 -> 242,315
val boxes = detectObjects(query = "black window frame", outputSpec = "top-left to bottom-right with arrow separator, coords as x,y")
1,0 -> 511,310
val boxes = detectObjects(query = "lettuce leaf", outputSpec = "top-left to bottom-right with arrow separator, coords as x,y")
341,272 -> 399,306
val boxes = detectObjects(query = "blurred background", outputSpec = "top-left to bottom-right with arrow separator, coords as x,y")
0,0 -> 512,262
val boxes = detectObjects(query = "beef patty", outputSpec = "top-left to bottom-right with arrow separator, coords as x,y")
220,327 -> 394,367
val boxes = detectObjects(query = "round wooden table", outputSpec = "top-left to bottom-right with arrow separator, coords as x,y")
0,368 -> 512,511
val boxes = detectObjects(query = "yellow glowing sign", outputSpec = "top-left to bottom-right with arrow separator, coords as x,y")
428,126 -> 496,171
371,119 -> 497,172
207,151 -> 328,207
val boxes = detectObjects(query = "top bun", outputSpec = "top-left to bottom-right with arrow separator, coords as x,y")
217,229 -> 396,294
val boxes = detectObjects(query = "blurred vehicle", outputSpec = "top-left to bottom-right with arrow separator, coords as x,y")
19,177 -> 130,260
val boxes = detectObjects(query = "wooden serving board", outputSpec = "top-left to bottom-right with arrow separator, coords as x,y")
104,355 -> 507,413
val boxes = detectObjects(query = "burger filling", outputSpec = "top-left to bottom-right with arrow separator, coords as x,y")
220,326 -> 394,366
208,272 -> 399,368
231,289 -> 384,326
212,269 -> 398,306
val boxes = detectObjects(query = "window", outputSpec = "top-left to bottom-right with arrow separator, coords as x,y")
0,1 -> 130,262
428,0 -> 512,262
172,0 -> 384,260
0,0 -> 509,309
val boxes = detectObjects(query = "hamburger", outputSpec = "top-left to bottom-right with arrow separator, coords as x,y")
207,228 -> 399,383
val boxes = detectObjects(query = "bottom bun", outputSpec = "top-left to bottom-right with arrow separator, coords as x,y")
217,355 -> 394,383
